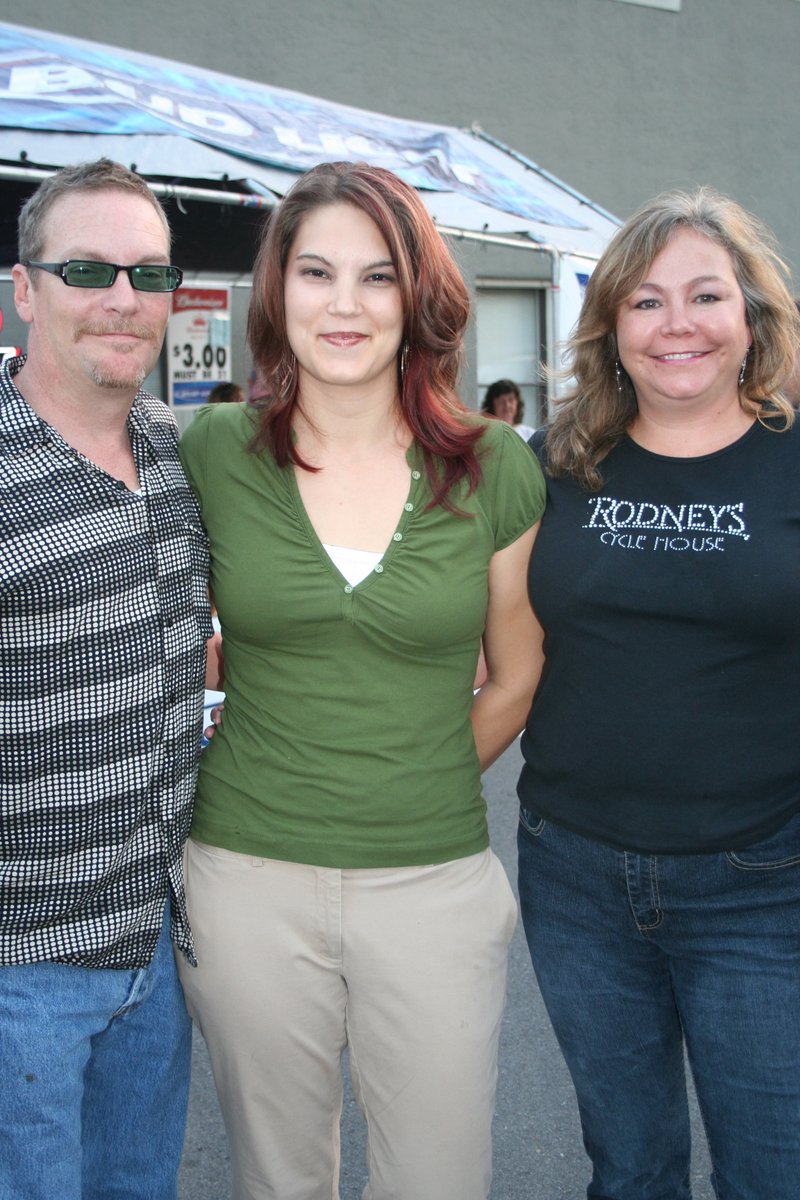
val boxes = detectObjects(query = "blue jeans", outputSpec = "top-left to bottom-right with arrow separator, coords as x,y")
0,903 -> 191,1200
517,808 -> 800,1200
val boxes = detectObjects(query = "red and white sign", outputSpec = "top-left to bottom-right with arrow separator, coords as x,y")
168,286 -> 231,406
0,306 -> 21,363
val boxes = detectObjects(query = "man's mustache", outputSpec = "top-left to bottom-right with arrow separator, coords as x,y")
75,322 -> 160,342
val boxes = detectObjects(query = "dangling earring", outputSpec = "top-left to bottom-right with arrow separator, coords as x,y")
400,341 -> 410,379
615,359 -> 625,398
738,348 -> 750,387
276,351 -> 296,400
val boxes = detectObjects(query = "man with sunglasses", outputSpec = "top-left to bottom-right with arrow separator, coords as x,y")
0,159 -> 211,1200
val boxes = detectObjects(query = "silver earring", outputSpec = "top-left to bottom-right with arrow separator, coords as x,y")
400,341 -> 410,379
276,351 -> 296,399
738,349 -> 749,387
615,359 -> 624,398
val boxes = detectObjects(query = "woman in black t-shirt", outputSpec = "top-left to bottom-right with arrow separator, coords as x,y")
518,187 -> 800,1200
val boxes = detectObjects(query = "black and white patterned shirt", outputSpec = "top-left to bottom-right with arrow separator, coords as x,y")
0,356 -> 211,969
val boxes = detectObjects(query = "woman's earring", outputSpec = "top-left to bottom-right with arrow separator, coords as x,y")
276,351 -> 297,399
615,359 -> 624,398
738,348 -> 750,387
400,341 -> 410,379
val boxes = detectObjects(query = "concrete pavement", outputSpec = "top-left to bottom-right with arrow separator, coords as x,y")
178,742 -> 715,1199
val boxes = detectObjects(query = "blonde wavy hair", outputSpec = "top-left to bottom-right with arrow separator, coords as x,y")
547,186 -> 799,490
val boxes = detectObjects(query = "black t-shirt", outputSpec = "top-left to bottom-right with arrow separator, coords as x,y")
518,420 -> 800,854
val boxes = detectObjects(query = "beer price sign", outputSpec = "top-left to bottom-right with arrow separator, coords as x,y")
168,286 -> 231,406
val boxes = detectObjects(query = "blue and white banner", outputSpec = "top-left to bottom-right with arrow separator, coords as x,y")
0,21 -> 586,230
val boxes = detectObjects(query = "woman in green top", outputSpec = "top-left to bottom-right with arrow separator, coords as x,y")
178,161 -> 545,1200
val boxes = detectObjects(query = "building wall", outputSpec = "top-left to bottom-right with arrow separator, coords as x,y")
14,0 -> 800,278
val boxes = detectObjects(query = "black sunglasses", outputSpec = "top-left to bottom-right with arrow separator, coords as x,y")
23,260 -> 184,293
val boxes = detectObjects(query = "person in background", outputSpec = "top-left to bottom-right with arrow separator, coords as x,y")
178,160 -> 545,1200
0,159 -> 211,1199
481,377 -> 536,440
517,186 -> 800,1200
207,380 -> 244,404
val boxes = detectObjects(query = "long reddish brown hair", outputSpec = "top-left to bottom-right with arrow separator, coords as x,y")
246,161 -> 482,507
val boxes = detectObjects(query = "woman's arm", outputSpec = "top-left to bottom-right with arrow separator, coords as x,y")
470,523 -> 544,771
205,630 -> 224,691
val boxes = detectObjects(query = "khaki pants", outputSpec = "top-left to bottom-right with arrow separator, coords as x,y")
178,840 -> 517,1200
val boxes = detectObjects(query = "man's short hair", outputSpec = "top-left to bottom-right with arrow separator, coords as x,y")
18,158 -> 171,265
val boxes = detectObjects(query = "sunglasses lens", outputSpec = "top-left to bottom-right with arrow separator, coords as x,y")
56,262 -> 183,291
131,265 -> 183,292
63,261 -> 116,288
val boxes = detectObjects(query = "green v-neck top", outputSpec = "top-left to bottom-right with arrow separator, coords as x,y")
180,404 -> 545,868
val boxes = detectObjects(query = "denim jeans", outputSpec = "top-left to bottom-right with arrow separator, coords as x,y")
517,808 -> 800,1200
0,903 -> 191,1200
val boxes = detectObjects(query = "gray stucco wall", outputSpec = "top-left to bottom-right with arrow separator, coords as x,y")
13,0 -> 800,279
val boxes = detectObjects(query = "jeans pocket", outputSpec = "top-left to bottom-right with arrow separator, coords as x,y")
518,806 -> 546,838
486,850 -> 519,943
726,812 -> 800,871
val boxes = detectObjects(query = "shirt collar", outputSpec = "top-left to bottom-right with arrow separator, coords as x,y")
0,353 -> 160,457
0,355 -> 47,453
